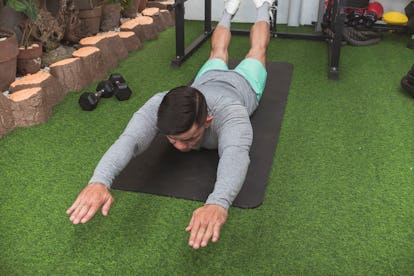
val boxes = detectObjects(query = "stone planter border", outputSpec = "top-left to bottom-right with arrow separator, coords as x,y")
0,4 -> 173,138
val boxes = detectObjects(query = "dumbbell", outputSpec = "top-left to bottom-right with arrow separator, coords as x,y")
401,65 -> 414,97
79,80 -> 114,111
108,73 -> 132,101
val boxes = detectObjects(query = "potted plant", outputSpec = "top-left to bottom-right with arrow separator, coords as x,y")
30,6 -> 64,52
121,0 -> 140,18
5,0 -> 42,75
100,0 -> 122,32
77,0 -> 103,37
74,0 -> 101,10
0,28 -> 19,91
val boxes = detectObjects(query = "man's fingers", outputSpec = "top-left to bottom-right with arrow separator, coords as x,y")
185,216 -> 195,232
200,223 -> 214,247
212,223 -> 222,243
71,205 -> 89,224
69,204 -> 83,222
193,223 -> 207,250
188,221 -> 200,247
81,205 -> 99,224
101,196 -> 114,216
66,199 -> 81,215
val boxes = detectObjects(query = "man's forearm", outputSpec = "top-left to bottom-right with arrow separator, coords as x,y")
88,93 -> 165,187
89,134 -> 141,187
205,146 -> 250,209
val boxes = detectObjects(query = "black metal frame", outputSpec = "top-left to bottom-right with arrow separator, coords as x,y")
169,0 -> 349,80
168,0 -> 214,66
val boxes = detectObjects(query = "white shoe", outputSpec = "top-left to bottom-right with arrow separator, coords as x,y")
224,0 -> 241,15
252,0 -> 275,8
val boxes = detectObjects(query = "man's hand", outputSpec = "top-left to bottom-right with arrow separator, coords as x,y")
185,204 -> 228,250
66,182 -> 114,224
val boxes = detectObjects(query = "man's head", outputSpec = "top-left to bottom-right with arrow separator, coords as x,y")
157,86 -> 213,152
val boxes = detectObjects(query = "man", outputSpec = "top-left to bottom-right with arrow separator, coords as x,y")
67,0 -> 273,250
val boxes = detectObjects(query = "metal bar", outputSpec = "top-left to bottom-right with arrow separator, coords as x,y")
204,0 -> 212,33
171,30 -> 214,66
327,0 -> 345,80
171,0 -> 214,66
231,28 -> 327,41
173,0 -> 185,63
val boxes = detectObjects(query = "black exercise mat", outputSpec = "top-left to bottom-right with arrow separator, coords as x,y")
112,61 -> 293,208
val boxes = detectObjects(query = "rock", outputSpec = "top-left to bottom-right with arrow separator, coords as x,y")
142,7 -> 165,32
50,57 -> 89,92
0,93 -> 15,137
9,71 -> 65,107
79,32 -> 129,73
72,46 -> 106,83
118,31 -> 142,52
120,15 -> 158,42
9,87 -> 51,128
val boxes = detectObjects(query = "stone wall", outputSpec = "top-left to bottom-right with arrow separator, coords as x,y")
0,5 -> 175,138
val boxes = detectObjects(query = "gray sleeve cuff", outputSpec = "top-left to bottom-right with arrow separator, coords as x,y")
88,177 -> 111,189
205,193 -> 231,210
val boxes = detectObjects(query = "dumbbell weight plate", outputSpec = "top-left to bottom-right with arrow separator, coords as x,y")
109,73 -> 126,84
114,82 -> 132,101
79,93 -> 99,111
96,80 -> 114,98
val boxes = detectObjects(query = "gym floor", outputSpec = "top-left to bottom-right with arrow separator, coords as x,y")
1,21 -> 413,274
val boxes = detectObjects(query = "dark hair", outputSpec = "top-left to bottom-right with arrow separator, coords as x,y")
157,86 -> 208,135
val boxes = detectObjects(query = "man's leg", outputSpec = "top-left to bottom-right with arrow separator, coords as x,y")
245,2 -> 272,66
207,25 -> 232,63
195,0 -> 240,79
234,1 -> 273,100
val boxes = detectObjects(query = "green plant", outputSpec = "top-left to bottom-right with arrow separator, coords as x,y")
4,0 -> 38,48
120,0 -> 139,18
120,0 -> 132,10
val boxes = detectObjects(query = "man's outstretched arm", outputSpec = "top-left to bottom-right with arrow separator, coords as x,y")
186,106 -> 253,249
66,93 -> 165,224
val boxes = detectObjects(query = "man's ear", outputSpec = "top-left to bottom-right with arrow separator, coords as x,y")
205,115 -> 214,128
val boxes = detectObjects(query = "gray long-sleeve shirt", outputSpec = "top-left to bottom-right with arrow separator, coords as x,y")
89,69 -> 259,209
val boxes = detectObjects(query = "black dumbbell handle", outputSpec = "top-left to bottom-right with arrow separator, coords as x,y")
95,89 -> 106,98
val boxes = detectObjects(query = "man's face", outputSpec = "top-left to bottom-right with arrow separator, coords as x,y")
166,123 -> 207,152
166,116 -> 213,152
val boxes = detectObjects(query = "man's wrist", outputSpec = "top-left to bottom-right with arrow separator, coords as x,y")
88,182 -> 110,189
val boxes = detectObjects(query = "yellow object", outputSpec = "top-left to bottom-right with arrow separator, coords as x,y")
382,11 -> 408,25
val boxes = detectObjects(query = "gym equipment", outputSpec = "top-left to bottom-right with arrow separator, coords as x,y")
169,0 -> 410,80
79,80 -> 114,111
168,0 -> 325,67
401,65 -> 414,97
112,61 -> 293,208
405,1 -> 414,49
168,0 -> 371,80
364,2 -> 384,27
345,8 -> 365,27
382,11 -> 408,25
109,73 -> 132,101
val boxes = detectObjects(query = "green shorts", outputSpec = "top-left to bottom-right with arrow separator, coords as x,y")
195,58 -> 267,100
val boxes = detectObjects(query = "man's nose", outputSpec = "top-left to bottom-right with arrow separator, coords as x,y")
174,141 -> 188,151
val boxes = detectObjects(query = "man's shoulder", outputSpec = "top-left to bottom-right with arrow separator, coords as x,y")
136,91 -> 168,114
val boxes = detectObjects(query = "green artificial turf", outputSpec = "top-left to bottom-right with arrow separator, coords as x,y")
1,21 -> 414,274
